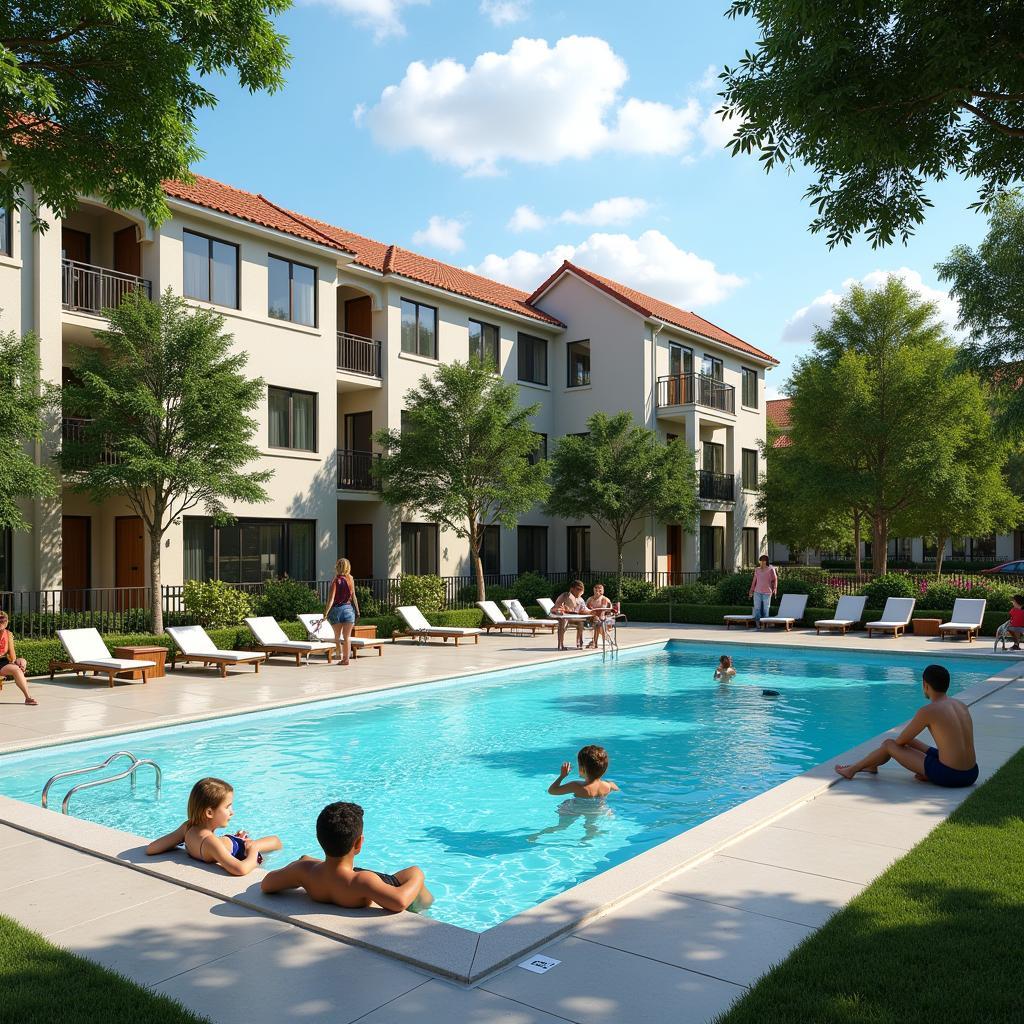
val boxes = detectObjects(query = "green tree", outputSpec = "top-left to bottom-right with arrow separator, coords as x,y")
720,2 -> 1024,247
546,412 -> 699,587
0,331 -> 59,531
60,290 -> 272,633
784,277 -> 982,575
937,192 -> 1024,432
374,360 -> 550,602
0,2 -> 291,227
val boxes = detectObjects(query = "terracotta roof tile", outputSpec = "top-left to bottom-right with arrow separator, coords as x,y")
766,398 -> 792,428
529,261 -> 778,364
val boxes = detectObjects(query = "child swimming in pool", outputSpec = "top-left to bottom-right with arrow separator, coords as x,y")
261,801 -> 434,913
146,777 -> 282,876
714,655 -> 736,681
547,745 -> 619,803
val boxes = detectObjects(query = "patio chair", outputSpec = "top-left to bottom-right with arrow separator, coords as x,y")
166,625 -> 266,677
865,598 -> 916,639
244,616 -> 335,664
296,613 -> 385,657
500,599 -> 558,632
51,628 -> 157,687
757,593 -> 809,631
814,595 -> 868,635
393,606 -> 482,645
536,597 -> 555,616
938,599 -> 987,643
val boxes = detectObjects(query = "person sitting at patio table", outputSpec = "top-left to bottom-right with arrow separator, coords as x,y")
585,582 -> 614,648
748,554 -> 778,625
552,580 -> 588,651
835,664 -> 978,788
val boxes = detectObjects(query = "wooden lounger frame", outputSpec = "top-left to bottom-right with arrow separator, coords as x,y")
758,618 -> 798,632
865,622 -> 910,639
170,652 -> 264,677
254,643 -> 335,665
48,659 -> 151,687
815,621 -> 858,635
481,620 -> 557,635
723,617 -> 756,630
939,624 -> 982,643
391,629 -> 480,646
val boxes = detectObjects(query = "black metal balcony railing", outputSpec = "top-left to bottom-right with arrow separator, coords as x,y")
338,449 -> 380,490
699,469 -> 735,502
61,259 -> 151,316
337,332 -> 382,377
657,373 -> 736,414
61,416 -> 121,466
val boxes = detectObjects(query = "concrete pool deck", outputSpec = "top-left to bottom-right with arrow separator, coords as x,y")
1,625 -> 1022,1022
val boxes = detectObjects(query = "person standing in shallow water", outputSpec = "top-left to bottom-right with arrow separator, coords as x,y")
748,554 -> 777,625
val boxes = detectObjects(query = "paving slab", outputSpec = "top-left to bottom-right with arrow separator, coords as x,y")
355,979 -> 570,1023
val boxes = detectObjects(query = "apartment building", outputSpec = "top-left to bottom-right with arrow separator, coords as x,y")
0,175 -> 776,595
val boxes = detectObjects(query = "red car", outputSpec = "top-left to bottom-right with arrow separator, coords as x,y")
979,560 -> 1024,575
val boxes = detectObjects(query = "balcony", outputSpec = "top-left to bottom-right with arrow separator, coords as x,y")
657,373 -> 735,414
62,259 -> 152,317
61,416 -> 121,467
337,332 -> 382,378
699,470 -> 734,502
338,449 -> 380,490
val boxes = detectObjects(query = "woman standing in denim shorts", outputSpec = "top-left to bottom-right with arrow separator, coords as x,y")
321,558 -> 360,666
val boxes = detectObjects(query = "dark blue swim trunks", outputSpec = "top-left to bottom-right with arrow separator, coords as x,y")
356,867 -> 401,887
923,747 -> 978,788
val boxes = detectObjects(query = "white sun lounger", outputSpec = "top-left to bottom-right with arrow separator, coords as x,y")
51,628 -> 157,687
723,611 -> 757,629
536,597 -> 555,616
815,595 -> 868,634
501,599 -> 558,631
297,614 -> 386,657
476,600 -> 528,633
166,625 -> 266,677
938,599 -> 987,643
394,606 -> 481,645
865,598 -> 916,638
245,616 -> 336,664
757,593 -> 809,631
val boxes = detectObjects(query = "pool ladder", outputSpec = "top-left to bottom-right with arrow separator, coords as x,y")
41,750 -> 162,815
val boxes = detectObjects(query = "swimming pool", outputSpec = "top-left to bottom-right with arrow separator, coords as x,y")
0,641 -> 995,931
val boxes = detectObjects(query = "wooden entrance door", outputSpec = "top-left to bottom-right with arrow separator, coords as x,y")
344,296 -> 372,338
62,516 -> 91,611
115,516 -> 146,609
61,228 -> 90,263
666,525 -> 682,584
113,226 -> 141,276
344,524 -> 373,579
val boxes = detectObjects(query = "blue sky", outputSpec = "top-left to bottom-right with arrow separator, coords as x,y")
192,0 -> 986,397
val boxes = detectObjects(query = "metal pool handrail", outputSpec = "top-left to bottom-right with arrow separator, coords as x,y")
61,759 -> 162,815
41,750 -> 161,812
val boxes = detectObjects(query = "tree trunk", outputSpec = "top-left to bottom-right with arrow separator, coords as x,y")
469,520 -> 486,601
852,510 -> 862,576
616,536 -> 625,602
149,524 -> 163,635
935,533 -> 948,576
871,513 -> 888,576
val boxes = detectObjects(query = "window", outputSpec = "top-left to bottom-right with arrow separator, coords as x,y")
184,517 -> 315,583
401,523 -> 438,574
469,319 -> 499,367
401,299 -> 438,359
527,432 -> 547,466
479,524 -> 501,576
566,340 -> 591,387
669,343 -> 693,377
742,368 -> 758,408
268,254 -> 316,326
567,526 -> 591,573
703,441 -> 725,474
700,525 -> 725,572
741,449 -> 759,490
518,526 -> 548,573
268,386 -> 316,451
183,229 -> 239,308
517,333 -> 548,385
968,534 -> 997,560
742,528 -> 759,568
702,355 -> 723,380
0,207 -> 10,257
0,527 -> 10,590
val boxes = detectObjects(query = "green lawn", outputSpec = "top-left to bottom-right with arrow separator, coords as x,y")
715,749 -> 1024,1024
0,914 -> 210,1024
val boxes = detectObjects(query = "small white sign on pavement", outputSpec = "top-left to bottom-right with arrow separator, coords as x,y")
519,955 -> 561,975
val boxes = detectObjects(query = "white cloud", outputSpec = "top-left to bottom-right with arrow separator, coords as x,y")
480,0 -> 529,25
696,64 -> 719,92
467,229 -> 744,308
699,106 -> 736,152
300,0 -> 426,40
412,215 -> 466,253
352,103 -> 366,126
781,268 -> 960,346
508,196 -> 652,232
507,204 -> 547,232
361,36 -> 724,174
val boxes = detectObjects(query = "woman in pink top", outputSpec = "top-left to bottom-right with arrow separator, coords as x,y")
748,555 -> 777,625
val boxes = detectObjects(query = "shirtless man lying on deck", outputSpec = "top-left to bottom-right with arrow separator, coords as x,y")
835,664 -> 979,788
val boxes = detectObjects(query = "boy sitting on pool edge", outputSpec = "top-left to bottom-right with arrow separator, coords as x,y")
261,801 -> 433,913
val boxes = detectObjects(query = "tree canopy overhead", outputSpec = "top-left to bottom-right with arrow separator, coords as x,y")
0,2 -> 291,227
720,1 -> 1024,248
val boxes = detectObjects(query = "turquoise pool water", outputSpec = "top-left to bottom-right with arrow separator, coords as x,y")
0,641 -> 995,931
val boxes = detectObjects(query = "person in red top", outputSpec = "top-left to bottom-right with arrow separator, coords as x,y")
0,612 -> 37,705
1007,594 -> 1024,650
320,557 -> 361,666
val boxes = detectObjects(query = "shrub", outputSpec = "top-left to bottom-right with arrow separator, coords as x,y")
355,585 -> 382,618
512,571 -> 556,605
917,577 -> 1016,612
716,572 -> 753,605
395,574 -> 445,612
860,572 -> 916,606
456,582 -> 514,604
257,578 -> 322,622
655,582 -> 717,605
777,575 -> 834,608
182,580 -> 253,628
609,576 -> 658,602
